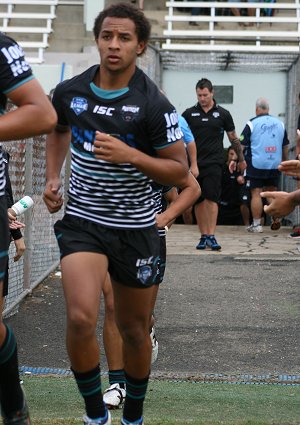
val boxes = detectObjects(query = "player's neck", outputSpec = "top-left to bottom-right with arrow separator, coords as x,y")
96,65 -> 135,90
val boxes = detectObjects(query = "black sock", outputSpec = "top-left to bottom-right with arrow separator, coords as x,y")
123,372 -> 149,422
72,364 -> 106,419
108,369 -> 125,389
0,324 -> 24,415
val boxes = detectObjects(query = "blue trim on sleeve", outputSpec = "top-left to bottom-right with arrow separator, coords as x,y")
3,75 -> 35,94
154,140 -> 180,150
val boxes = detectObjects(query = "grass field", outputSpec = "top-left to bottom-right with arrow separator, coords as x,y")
21,375 -> 300,424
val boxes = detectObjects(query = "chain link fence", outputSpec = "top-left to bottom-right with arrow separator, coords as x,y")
3,131 -> 65,318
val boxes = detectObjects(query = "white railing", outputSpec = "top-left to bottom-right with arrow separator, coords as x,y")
163,1 -> 300,52
0,0 -> 58,63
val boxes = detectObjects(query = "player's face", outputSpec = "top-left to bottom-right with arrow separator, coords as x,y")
96,17 -> 145,73
196,87 -> 214,109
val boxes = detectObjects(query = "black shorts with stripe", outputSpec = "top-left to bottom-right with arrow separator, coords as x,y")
54,214 -> 162,288
0,196 -> 9,295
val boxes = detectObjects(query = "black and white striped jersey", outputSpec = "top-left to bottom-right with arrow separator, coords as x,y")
53,65 -> 182,229
0,33 -> 33,196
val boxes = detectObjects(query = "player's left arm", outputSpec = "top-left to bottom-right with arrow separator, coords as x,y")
156,173 -> 201,228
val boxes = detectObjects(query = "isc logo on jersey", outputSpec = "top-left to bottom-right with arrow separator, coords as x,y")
93,105 -> 115,116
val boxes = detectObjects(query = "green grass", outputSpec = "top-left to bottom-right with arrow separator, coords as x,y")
22,376 -> 300,424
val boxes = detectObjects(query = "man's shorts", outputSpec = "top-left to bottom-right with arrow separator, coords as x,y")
249,176 -> 279,190
54,214 -> 162,288
196,164 -> 223,204
157,236 -> 166,284
0,196 -> 10,295
239,181 -> 251,205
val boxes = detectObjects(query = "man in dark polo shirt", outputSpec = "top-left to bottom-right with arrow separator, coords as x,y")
183,78 -> 246,250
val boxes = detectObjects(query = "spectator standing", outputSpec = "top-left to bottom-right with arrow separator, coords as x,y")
0,33 -> 57,425
182,77 -> 246,250
42,4 -> 194,425
217,146 -> 251,226
240,97 -> 289,233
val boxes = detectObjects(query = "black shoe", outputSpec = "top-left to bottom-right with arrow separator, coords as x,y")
2,401 -> 31,425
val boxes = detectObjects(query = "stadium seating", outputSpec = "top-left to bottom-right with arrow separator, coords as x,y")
0,0 -> 57,63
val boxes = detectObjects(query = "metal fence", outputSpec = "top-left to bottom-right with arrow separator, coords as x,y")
3,133 -> 65,317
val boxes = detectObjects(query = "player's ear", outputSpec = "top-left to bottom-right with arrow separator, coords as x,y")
136,41 -> 146,56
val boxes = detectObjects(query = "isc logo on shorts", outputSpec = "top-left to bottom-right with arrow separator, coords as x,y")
136,256 -> 154,285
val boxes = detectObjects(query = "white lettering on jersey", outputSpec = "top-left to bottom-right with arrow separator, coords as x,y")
191,113 -> 200,116
1,45 -> 30,77
164,111 -> 178,128
167,126 -> 182,143
93,105 -> 115,116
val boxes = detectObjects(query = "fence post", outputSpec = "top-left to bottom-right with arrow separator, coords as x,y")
23,138 -> 33,292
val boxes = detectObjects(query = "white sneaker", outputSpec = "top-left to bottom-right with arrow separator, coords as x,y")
103,383 -> 126,409
247,224 -> 263,233
83,410 -> 111,425
150,326 -> 158,364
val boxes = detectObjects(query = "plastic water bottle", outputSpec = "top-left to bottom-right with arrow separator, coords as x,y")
11,196 -> 34,216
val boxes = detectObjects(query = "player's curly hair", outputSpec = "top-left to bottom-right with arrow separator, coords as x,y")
93,2 -> 151,55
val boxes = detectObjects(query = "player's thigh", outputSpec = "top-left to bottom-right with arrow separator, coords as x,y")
61,251 -> 108,322
112,281 -> 156,332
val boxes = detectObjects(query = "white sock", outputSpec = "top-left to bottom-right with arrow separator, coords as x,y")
253,218 -> 261,226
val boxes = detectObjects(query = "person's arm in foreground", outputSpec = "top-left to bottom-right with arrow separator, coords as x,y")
43,127 -> 71,213
94,131 -> 189,187
278,159 -> 300,178
156,173 -> 201,229
261,190 -> 300,217
0,79 -> 57,141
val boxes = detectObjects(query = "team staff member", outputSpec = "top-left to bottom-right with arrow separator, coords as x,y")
182,78 -> 246,251
43,4 -> 194,425
0,33 -> 57,425
240,98 -> 289,233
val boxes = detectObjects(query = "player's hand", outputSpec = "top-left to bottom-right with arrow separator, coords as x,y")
278,160 -> 300,177
261,191 -> 295,217
228,160 -> 237,174
189,164 -> 199,178
43,178 -> 63,213
238,160 -> 247,173
94,132 -> 133,164
9,219 -> 25,230
13,237 -> 26,262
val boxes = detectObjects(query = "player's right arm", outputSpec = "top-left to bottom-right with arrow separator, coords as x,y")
43,127 -> 71,213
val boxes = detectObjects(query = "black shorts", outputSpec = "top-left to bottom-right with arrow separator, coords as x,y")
196,164 -> 223,203
239,183 -> 251,205
54,215 -> 162,288
0,196 -> 10,295
157,236 -> 166,284
249,176 -> 279,189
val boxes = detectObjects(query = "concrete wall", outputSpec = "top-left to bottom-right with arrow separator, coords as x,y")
162,70 -> 287,145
